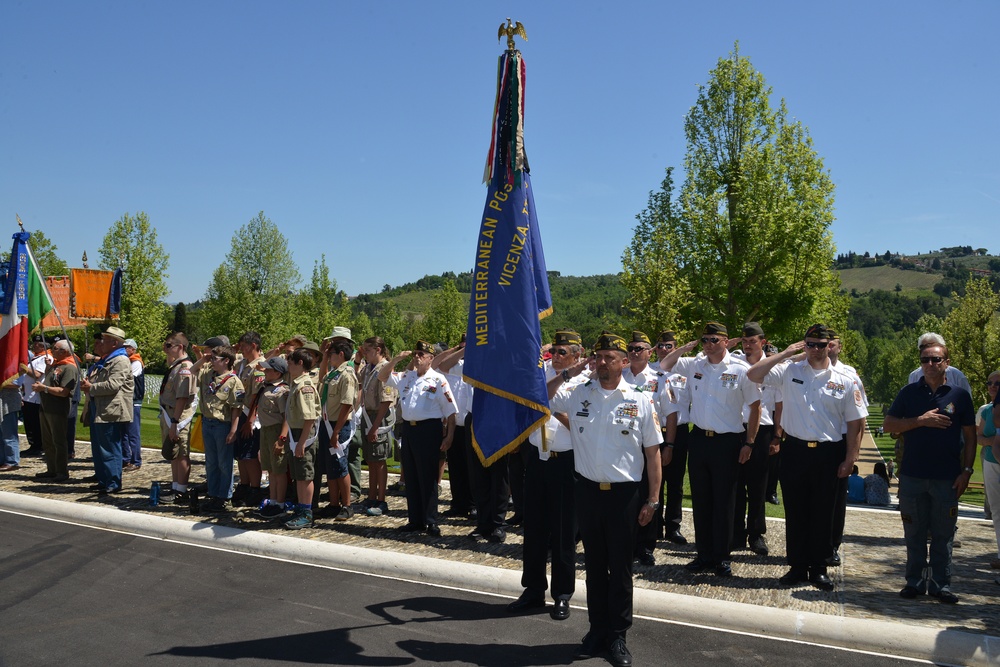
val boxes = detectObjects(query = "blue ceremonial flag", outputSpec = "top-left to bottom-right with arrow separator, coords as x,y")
464,47 -> 552,466
108,268 -> 123,315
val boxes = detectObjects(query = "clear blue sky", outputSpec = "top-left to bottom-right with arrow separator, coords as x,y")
2,2 -> 997,303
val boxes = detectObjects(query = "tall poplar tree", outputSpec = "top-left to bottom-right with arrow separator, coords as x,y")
625,43 -> 846,342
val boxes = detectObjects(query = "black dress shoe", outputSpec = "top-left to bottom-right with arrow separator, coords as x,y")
714,561 -> 733,577
766,493 -> 780,505
826,551 -> 842,566
748,535 -> 769,556
574,629 -> 606,659
506,590 -> 545,613
779,567 -> 809,585
809,570 -> 834,591
685,557 -> 712,572
398,523 -> 424,533
635,550 -> 655,566
550,599 -> 570,620
506,513 -> 523,526
899,585 -> 924,599
665,529 -> 688,545
607,637 -> 633,667
931,590 -> 959,604
34,471 -> 58,479
487,527 -> 506,543
425,524 -> 441,537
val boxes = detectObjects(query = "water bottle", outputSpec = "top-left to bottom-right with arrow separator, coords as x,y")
149,482 -> 160,506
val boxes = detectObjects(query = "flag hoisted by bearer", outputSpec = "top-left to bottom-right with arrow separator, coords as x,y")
464,20 -> 553,466
0,231 -> 55,388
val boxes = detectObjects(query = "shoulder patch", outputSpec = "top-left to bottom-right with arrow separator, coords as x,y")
178,369 -> 192,376
300,386 -> 316,394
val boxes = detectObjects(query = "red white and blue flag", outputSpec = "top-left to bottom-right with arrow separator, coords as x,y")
1,232 -> 54,388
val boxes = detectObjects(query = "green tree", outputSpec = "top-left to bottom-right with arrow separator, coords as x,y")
200,211 -> 300,345
373,300 -> 407,355
666,43 -> 841,341
97,212 -> 171,367
2,230 -> 70,276
276,255 -> 350,344
422,279 -> 465,346
942,277 -> 1000,404
172,302 -> 188,333
620,168 -> 692,340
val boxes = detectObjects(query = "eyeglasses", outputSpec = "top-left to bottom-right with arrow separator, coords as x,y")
805,341 -> 829,349
627,346 -> 649,353
700,337 -> 721,344
655,343 -> 675,349
162,342 -> 179,349
551,348 -> 570,356
920,356 -> 944,364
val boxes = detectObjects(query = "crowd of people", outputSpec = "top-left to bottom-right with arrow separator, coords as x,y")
0,321 -> 994,667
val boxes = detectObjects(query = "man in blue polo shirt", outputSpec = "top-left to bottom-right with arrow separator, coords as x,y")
883,341 -> 976,604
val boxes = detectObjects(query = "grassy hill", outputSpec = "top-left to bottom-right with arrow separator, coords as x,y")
837,266 -> 939,293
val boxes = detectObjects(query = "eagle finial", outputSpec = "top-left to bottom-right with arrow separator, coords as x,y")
497,18 -> 527,51
16,214 -> 24,231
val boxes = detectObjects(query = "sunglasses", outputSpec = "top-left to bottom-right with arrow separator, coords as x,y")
987,381 -> 1000,388
920,356 -> 944,364
805,341 -> 828,349
700,337 -> 721,344
551,348 -> 570,356
655,343 -> 675,349
627,346 -> 649,353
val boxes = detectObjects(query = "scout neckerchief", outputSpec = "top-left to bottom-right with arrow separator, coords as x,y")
91,346 -> 127,372
208,371 -> 235,395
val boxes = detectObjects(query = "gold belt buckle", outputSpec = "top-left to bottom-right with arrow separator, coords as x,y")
599,482 -> 611,491
549,451 -> 558,459
704,429 -> 716,437
807,441 -> 818,448
409,420 -> 417,426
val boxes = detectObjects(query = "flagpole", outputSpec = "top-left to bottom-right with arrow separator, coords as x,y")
24,242 -> 71,345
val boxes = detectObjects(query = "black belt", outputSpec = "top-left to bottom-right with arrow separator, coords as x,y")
692,426 -> 737,438
406,418 -> 439,427
786,435 -> 837,449
578,477 -> 638,491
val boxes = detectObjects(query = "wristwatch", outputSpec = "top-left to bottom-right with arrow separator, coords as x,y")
561,369 -> 571,382
962,466 -> 975,474
645,500 -> 661,510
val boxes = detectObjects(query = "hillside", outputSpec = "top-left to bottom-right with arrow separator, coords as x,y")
837,266 -> 939,293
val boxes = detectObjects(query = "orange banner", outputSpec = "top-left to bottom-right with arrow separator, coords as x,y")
70,268 -> 120,320
39,276 -> 88,331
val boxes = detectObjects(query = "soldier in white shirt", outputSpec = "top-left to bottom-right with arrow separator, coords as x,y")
550,332 -> 661,667
653,331 -> 691,546
379,340 -> 458,537
671,322 -> 761,577
507,330 -> 586,621
747,324 -> 868,591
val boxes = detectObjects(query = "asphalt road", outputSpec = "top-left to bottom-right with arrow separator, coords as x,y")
0,511 -> 930,667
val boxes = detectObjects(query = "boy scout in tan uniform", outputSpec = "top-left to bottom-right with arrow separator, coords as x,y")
282,348 -> 322,529
159,333 -> 198,504
255,356 -> 291,518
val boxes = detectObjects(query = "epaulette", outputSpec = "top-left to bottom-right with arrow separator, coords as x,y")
584,380 -> 592,387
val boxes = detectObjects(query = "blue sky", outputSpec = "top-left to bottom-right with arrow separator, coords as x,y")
2,2 -> 997,303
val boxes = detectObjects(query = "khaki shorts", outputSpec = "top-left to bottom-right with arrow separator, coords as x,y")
362,431 -> 392,462
259,423 -> 288,475
288,428 -> 316,482
160,420 -> 191,460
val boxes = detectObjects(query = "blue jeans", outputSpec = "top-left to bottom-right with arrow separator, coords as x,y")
90,422 -> 123,491
122,405 -> 143,466
1,411 -> 20,465
898,474 -> 958,593
202,418 -> 234,499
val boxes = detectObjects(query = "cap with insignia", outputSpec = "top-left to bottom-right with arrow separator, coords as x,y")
414,340 -> 435,355
657,330 -> 676,343
805,323 -> 833,340
553,330 -> 582,346
828,329 -> 841,340
742,322 -> 764,337
594,332 -> 628,353
630,331 -> 651,346
702,322 -> 728,337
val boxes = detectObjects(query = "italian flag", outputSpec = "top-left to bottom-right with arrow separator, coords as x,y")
1,232 -> 54,388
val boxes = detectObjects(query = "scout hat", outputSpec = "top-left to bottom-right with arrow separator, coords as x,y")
742,322 -> 764,337
593,332 -> 627,353
657,330 -> 676,343
302,340 -> 322,354
702,322 -> 727,337
324,326 -> 355,345
103,326 -> 127,341
804,323 -> 833,340
553,330 -> 582,346
630,331 -> 651,346
414,340 -> 435,355
202,336 -> 229,348
260,356 -> 288,374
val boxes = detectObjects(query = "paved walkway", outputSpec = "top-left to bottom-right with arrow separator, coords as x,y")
1,439 -> 998,641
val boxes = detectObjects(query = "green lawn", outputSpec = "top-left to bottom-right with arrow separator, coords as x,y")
865,404 -> 986,507
837,265 -> 939,293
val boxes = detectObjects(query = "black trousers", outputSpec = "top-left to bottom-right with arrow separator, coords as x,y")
780,437 -> 844,569
465,415 -> 510,532
522,445 -> 576,600
508,444 -> 525,516
831,474 -> 849,550
661,424 -> 690,536
400,419 -> 443,528
447,423 -> 474,513
688,428 -> 741,564
22,402 -> 42,450
576,477 -> 640,641
766,451 -> 780,498
634,453 -> 660,554
734,424 -> 773,545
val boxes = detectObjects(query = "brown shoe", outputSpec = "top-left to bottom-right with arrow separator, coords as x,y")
0,464 -> 19,472
123,464 -> 140,473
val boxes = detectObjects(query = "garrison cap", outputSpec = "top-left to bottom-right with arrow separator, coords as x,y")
594,332 -> 628,353
742,322 -> 765,337
805,323 -> 833,340
553,330 -> 582,346
702,322 -> 728,337
657,330 -> 677,343
414,340 -> 435,355
629,331 -> 651,346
